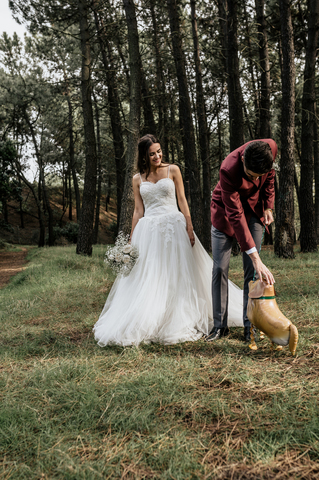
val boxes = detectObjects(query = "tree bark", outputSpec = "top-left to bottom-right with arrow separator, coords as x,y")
119,0 -> 142,235
93,94 -> 102,245
243,2 -> 260,137
66,95 -> 81,222
314,106 -> 319,241
141,69 -> 157,135
274,0 -> 295,258
167,0 -> 203,240
24,112 -> 54,246
255,0 -> 271,138
18,176 -> 24,228
299,0 -> 319,252
225,0 -> 245,151
190,0 -> 211,251
149,0 -> 168,159
76,0 -> 98,256
93,6 -> 125,229
14,160 -> 45,247
68,168 -> 72,221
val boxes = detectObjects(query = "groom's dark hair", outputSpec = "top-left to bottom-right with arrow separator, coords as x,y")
137,134 -> 161,179
244,141 -> 274,174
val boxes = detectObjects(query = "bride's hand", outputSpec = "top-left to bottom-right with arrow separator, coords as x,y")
187,225 -> 195,247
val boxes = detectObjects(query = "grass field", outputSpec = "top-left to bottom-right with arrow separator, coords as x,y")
1,245 -> 319,479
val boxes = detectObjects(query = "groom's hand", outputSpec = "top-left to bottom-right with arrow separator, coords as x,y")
264,209 -> 274,226
249,251 -> 275,285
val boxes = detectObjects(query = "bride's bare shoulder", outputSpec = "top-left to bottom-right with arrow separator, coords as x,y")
169,164 -> 182,177
169,164 -> 180,172
132,173 -> 142,188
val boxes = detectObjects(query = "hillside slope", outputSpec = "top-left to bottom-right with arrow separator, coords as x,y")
0,188 -> 117,245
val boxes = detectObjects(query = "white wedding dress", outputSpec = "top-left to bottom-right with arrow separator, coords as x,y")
93,172 -> 243,347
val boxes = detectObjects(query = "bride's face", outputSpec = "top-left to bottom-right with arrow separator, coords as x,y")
148,143 -> 162,168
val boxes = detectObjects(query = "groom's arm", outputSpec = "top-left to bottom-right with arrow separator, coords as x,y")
219,170 -> 256,252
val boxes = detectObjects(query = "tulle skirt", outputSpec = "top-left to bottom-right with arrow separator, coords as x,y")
93,212 -> 243,347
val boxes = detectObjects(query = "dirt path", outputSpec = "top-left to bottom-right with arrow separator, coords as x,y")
0,248 -> 29,288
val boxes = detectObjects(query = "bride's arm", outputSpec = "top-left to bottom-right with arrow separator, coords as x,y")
129,175 -> 144,241
171,165 -> 195,247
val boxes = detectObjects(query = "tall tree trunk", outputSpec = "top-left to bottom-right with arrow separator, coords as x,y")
25,113 -> 54,246
149,0 -> 168,158
299,0 -> 319,252
67,95 -> 81,222
119,0 -> 142,235
167,0 -> 203,240
274,0 -> 295,258
225,0 -> 244,151
76,0 -> 98,256
141,70 -> 157,135
15,161 -> 45,247
18,176 -> 24,228
243,2 -> 260,137
42,175 -> 54,245
190,0 -> 211,251
65,168 -> 68,212
68,168 -> 72,221
170,78 -> 176,164
255,0 -> 271,138
93,6 -> 125,230
62,161 -> 66,212
314,106 -> 319,241
93,94 -> 102,245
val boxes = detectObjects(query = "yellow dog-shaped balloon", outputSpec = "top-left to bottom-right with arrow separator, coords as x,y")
247,280 -> 298,355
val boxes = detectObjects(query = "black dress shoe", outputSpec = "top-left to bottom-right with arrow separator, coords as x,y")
244,326 -> 251,342
206,327 -> 229,342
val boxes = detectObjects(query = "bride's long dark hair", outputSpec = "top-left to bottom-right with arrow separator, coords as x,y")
137,134 -> 161,179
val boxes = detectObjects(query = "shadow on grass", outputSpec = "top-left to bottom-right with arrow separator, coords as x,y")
0,328 -> 95,359
98,332 -> 299,362
1,321 -> 310,365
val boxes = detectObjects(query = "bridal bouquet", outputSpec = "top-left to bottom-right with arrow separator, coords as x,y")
104,232 -> 139,276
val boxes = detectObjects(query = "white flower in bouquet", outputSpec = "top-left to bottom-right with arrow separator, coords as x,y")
104,232 -> 139,276
123,255 -> 130,264
115,253 -> 123,262
122,244 -> 132,254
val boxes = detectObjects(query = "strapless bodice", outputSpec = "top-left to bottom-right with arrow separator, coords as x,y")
140,177 -> 179,217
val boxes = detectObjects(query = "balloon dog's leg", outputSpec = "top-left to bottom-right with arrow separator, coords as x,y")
271,341 -> 282,351
289,324 -> 298,356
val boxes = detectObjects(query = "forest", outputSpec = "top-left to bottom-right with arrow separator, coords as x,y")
0,0 -> 318,257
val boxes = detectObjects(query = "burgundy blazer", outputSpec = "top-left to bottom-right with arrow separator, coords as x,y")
210,139 -> 278,252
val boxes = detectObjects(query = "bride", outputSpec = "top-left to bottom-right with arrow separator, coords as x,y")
93,134 -> 243,347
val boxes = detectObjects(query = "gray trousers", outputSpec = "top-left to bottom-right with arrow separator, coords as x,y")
211,216 -> 264,329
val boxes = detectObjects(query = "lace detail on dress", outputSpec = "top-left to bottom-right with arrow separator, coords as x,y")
145,212 -> 185,246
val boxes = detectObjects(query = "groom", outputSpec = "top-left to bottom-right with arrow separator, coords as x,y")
207,139 -> 277,343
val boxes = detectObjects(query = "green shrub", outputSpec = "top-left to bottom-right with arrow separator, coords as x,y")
0,219 -> 14,233
61,222 -> 79,243
45,226 -> 63,245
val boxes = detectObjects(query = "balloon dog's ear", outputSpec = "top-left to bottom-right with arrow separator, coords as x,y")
248,280 -> 266,299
